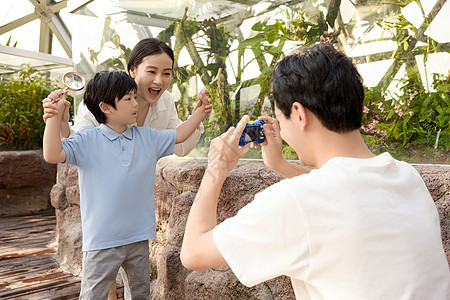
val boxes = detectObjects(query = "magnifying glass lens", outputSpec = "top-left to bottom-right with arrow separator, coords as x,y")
63,72 -> 85,91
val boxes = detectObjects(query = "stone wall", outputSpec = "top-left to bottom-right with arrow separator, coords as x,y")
50,157 -> 450,299
0,150 -> 56,216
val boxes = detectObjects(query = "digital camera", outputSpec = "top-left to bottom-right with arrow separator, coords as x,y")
239,120 -> 266,146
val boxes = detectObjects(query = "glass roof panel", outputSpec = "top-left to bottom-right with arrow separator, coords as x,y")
0,45 -> 72,75
114,0 -> 247,20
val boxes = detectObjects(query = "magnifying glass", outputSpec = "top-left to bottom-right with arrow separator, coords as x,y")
62,71 -> 85,91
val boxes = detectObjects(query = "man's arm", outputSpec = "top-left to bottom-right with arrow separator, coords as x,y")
175,89 -> 212,144
43,90 -> 67,164
259,116 -> 311,178
180,116 -> 250,271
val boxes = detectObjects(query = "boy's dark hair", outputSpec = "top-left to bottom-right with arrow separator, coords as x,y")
127,38 -> 175,73
83,71 -> 137,124
272,42 -> 364,133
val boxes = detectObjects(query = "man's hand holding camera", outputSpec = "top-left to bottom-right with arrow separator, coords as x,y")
206,115 -> 251,182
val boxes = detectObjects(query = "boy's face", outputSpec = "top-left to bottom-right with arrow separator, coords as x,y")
130,53 -> 173,106
109,90 -> 138,125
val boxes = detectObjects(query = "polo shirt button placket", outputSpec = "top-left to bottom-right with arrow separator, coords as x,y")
120,136 -> 125,151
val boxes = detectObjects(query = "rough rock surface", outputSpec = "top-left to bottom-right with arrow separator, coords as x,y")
413,164 -> 450,263
0,150 -> 56,216
50,157 -> 450,299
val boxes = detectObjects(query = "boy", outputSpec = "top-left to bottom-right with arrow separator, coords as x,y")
43,71 -> 211,299
181,43 -> 450,299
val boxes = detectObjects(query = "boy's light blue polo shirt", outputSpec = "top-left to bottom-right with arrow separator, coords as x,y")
61,124 -> 177,252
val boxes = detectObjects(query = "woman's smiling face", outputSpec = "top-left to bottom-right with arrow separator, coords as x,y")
129,52 -> 173,105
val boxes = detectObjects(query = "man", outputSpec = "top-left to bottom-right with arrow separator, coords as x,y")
180,43 -> 449,299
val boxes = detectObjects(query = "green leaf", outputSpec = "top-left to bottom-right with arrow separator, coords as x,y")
267,31 -> 276,44
251,21 -> 267,31
387,110 -> 395,119
403,41 -> 408,51
422,96 -> 432,107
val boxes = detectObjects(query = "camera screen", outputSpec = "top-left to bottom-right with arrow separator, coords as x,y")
242,126 -> 260,142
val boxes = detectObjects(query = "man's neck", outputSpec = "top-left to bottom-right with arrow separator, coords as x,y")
311,129 -> 375,168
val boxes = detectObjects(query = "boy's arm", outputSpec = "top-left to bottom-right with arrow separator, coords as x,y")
43,90 -> 67,164
176,88 -> 212,144
59,119 -> 71,139
42,97 -> 71,138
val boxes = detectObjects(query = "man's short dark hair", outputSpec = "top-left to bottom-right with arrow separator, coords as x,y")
272,42 -> 364,133
83,71 -> 137,124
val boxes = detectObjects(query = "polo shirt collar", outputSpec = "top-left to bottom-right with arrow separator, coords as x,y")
98,123 -> 133,141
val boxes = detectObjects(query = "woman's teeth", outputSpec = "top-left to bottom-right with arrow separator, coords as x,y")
149,88 -> 160,95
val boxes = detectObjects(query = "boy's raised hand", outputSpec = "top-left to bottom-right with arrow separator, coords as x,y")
193,88 -> 212,120
42,89 -> 70,123
175,88 -> 212,144
43,89 -> 69,164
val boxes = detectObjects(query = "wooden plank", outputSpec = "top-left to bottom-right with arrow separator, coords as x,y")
25,281 -> 81,300
0,211 -> 55,222
0,262 -> 62,286
1,219 -> 56,229
1,271 -> 68,291
0,254 -> 55,272
0,240 -> 55,253
0,249 -> 55,261
0,240 -> 55,251
0,212 -> 82,299
0,224 -> 55,232
0,220 -> 56,233
0,275 -> 78,298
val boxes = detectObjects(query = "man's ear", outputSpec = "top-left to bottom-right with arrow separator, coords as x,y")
99,102 -> 112,115
291,102 -> 308,129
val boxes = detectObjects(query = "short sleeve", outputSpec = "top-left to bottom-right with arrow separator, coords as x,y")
61,131 -> 86,166
213,180 -> 310,287
143,128 -> 177,159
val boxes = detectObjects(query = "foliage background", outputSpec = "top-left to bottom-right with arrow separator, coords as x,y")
151,1 -> 449,162
1,0 -> 448,164
0,65 -> 73,150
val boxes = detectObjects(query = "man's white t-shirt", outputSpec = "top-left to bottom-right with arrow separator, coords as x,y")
213,153 -> 450,299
